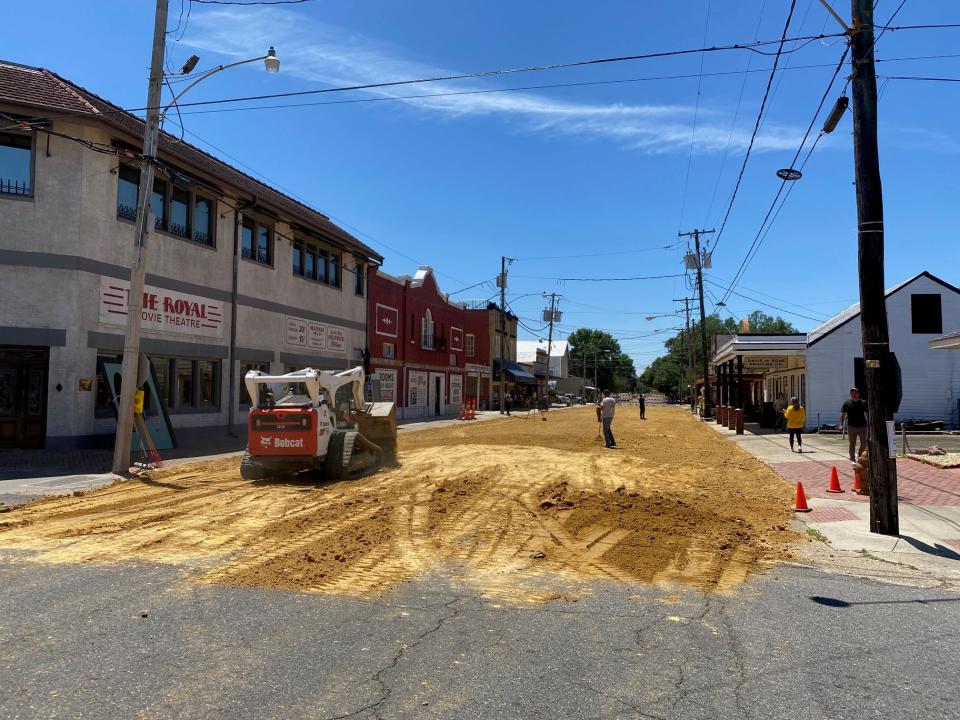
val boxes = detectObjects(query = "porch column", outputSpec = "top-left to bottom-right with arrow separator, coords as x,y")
736,355 -> 744,409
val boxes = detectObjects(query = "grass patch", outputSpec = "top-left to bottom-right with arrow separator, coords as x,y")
859,549 -> 919,571
806,528 -> 829,543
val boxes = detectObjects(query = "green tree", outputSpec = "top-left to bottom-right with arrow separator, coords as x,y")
746,310 -> 798,333
567,328 -> 636,392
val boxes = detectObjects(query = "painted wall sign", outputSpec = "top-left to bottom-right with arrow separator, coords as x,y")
285,316 -> 348,356
465,363 -> 492,377
376,303 -> 399,338
408,370 -> 428,407
450,327 -> 463,352
449,374 -> 463,405
375,369 -> 397,402
743,357 -> 789,370
99,277 -> 224,338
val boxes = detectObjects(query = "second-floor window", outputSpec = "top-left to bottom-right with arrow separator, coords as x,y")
421,310 -> 434,349
292,240 -> 341,288
465,334 -> 475,358
242,217 -> 273,266
0,131 -> 33,197
116,164 -> 214,246
354,258 -> 364,296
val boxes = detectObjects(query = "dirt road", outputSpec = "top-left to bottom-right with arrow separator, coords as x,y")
0,406 -> 799,601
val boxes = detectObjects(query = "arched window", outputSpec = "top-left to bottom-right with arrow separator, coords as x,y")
421,310 -> 434,349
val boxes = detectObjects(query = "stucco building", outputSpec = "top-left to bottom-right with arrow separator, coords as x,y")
0,60 -> 380,449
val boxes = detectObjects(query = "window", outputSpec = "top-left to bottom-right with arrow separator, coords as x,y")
94,354 -> 123,418
240,362 -> 269,406
317,251 -> 328,283
0,131 -> 32,197
355,259 -> 364,296
292,243 -> 303,276
150,357 -> 221,412
329,252 -> 341,288
116,164 -> 215,246
256,224 -> 272,264
422,310 -> 434,349
117,165 -> 139,220
383,342 -> 395,359
241,218 -> 255,259
193,196 -> 213,245
151,178 -> 167,230
240,217 -> 273,265
911,293 -> 942,334
170,186 -> 190,238
450,354 -> 457,367
465,334 -> 475,358
305,247 -> 316,280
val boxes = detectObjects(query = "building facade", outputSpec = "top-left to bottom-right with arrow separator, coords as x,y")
0,61 -> 381,449
366,267 -> 490,419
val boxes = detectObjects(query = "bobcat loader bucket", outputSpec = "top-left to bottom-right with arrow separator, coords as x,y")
356,402 -> 398,466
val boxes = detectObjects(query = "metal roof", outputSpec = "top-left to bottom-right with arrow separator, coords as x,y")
930,330 -> 960,350
713,333 -> 807,364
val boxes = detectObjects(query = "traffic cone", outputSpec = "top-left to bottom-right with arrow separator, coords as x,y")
852,467 -> 866,494
793,481 -> 812,512
826,466 -> 844,493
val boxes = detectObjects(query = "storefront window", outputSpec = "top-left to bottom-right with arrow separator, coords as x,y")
198,360 -> 217,407
153,357 -> 171,407
94,354 -> 123,418
240,362 -> 268,406
176,359 -> 194,407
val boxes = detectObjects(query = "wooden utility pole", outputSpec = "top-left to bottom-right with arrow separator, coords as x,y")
497,256 -> 511,414
850,0 -> 898,535
112,0 -> 168,474
679,229 -> 714,419
543,292 -> 559,390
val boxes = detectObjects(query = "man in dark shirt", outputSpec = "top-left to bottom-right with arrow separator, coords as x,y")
839,387 -> 868,462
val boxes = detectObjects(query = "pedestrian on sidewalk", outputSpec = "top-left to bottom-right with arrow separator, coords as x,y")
600,389 -> 617,448
839,387 -> 868,462
774,395 -> 787,432
638,393 -> 646,420
505,391 -> 513,416
784,396 -> 805,453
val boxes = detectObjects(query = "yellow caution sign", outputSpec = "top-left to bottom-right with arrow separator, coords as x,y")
133,390 -> 145,414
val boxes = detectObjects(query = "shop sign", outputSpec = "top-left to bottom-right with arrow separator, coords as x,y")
449,374 -> 463,404
743,356 -> 788,371
465,362 -> 491,377
408,370 -> 428,407
375,369 -> 397,402
99,277 -> 224,339
450,327 -> 463,352
285,316 -> 348,355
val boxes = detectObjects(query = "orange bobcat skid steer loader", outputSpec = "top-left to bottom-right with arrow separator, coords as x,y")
241,366 -> 397,481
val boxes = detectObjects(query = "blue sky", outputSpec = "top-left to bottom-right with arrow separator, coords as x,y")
6,0 -> 959,369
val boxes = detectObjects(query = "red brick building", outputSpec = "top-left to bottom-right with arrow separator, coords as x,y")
366,267 -> 490,418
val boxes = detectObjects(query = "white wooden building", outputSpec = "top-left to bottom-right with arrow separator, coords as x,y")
805,271 -> 960,428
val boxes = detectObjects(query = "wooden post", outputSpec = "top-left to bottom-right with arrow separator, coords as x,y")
851,0 -> 898,535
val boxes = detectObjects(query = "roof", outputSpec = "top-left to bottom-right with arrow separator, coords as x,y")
713,333 -> 808,364
930,330 -> 960,350
0,60 -> 382,263
807,271 -> 959,346
516,340 -> 569,363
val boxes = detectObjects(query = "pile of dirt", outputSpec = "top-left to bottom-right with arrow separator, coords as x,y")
0,407 -> 799,600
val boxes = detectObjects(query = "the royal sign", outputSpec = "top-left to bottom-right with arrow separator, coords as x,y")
99,277 -> 224,338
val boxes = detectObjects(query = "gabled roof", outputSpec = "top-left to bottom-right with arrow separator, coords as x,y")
0,60 -> 382,263
516,340 -> 569,364
807,271 -> 960,346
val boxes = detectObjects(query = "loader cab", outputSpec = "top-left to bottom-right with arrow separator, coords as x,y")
333,384 -> 357,429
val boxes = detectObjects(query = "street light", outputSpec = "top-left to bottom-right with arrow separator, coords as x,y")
111,33 -> 281,474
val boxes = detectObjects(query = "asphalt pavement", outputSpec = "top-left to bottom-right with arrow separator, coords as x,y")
2,556 -> 959,720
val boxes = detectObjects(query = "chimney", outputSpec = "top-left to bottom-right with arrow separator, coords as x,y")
739,318 -> 750,333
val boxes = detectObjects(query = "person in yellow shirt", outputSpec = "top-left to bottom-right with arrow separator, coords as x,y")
783,397 -> 806,453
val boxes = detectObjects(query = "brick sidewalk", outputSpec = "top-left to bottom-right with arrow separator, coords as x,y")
774,458 -> 960,507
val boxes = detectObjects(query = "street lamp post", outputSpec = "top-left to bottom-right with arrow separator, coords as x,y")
110,5 -> 280,473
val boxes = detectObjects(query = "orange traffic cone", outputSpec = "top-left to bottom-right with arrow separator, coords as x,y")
852,467 -> 866,495
793,481 -> 812,512
826,466 -> 844,493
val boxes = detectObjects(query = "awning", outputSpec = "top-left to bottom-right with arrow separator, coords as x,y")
930,330 -> 960,350
493,359 -> 538,384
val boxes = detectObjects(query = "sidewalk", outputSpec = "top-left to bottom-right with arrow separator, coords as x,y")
707,419 -> 960,577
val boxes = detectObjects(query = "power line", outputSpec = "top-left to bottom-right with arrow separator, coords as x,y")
191,0 -> 313,5
879,75 -> 960,83
710,0 -> 798,255
677,0 -> 712,233
511,273 -> 686,282
704,279 -> 827,322
513,243 -> 675,261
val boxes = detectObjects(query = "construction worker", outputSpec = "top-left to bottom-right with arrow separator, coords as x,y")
600,389 -> 617,448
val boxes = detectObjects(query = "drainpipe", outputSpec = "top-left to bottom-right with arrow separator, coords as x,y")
226,199 -> 251,437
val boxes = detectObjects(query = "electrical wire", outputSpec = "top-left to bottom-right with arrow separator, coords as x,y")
710,0 -> 798,255
511,273 -> 687,282
879,75 -> 960,83
677,0 -> 712,233
704,279 -> 827,323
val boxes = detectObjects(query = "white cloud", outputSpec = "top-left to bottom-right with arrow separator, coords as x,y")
181,6 -> 802,154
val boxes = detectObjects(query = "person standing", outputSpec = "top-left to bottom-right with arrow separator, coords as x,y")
840,387 -> 868,462
600,389 -> 617,448
638,393 -> 646,420
505,391 -> 513,416
783,396 -> 806,453
774,394 -> 787,432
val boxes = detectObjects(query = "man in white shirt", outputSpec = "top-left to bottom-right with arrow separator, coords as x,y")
599,389 -> 617,448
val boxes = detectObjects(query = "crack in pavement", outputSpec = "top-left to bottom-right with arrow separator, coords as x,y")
716,598 -> 751,720
320,595 -> 467,720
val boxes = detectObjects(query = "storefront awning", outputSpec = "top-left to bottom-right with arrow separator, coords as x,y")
712,334 -> 808,366
930,330 -> 960,350
493,359 -> 538,384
